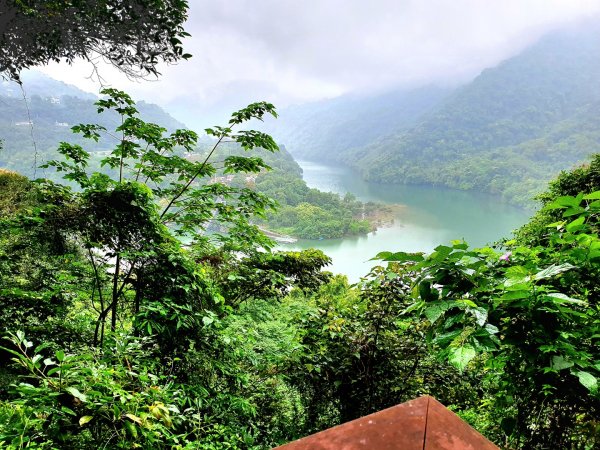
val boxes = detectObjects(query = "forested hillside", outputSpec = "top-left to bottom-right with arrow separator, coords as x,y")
0,75 -> 387,240
268,27 -> 600,206
350,27 -> 600,205
261,85 -> 451,161
0,72 -> 185,177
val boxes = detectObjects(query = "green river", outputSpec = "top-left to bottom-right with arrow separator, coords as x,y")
279,160 -> 532,282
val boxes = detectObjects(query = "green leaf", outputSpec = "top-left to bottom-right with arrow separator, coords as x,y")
504,265 -> 529,279
565,216 -> 586,232
55,350 -> 65,362
499,290 -> 530,301
468,307 -> 488,326
381,251 -> 424,262
551,356 -> 574,371
545,293 -> 586,306
449,345 -> 477,371
545,195 -> 581,209
424,302 -> 449,323
533,264 -> 575,281
562,206 -> 586,217
125,413 -> 143,424
583,191 -> 600,200
79,415 -> 93,426
65,387 -> 87,403
484,324 -> 499,335
575,371 -> 598,392
430,245 -> 453,262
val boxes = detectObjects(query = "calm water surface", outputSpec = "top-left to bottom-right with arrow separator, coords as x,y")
279,160 -> 532,282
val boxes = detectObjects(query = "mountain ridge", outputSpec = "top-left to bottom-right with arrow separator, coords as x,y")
265,26 -> 600,206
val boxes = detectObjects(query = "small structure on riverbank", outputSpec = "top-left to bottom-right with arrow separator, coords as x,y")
274,396 -> 498,449
258,227 -> 298,244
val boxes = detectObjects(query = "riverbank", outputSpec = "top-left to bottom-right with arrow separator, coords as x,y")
262,201 -> 404,241
363,203 -> 405,230
277,159 -> 531,282
258,227 -> 298,244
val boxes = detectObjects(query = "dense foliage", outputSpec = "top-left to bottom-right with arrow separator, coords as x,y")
0,0 -> 190,81
1,91 -> 599,449
0,72 -> 184,178
254,169 -> 378,239
0,72 -> 384,240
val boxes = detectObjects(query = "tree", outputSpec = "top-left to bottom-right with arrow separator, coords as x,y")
0,0 -> 191,81
372,187 -> 600,447
31,88 -> 279,347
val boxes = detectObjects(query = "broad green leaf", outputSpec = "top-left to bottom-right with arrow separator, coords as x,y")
382,251 -> 424,262
484,324 -> 499,335
125,413 -> 143,424
457,299 -> 477,308
430,245 -> 453,262
575,371 -> 598,392
551,355 -> 574,371
468,307 -> 488,326
65,387 -> 87,403
562,206 -> 586,217
371,251 -> 392,261
545,293 -> 586,305
499,290 -> 530,301
533,264 -> 575,281
545,195 -> 581,210
79,416 -> 93,426
432,329 -> 462,346
55,350 -> 65,362
583,191 -> 600,200
504,281 -> 531,291
451,240 -> 469,250
565,216 -> 586,232
449,345 -> 477,371
504,265 -> 529,279
424,302 -> 450,323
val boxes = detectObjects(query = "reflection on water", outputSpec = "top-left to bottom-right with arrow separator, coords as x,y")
279,160 -> 532,282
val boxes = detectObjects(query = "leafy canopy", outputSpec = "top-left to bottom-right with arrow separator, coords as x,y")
0,0 -> 191,81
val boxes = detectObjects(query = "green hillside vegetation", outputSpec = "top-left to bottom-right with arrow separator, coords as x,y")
0,90 -> 598,449
268,28 -> 600,207
349,29 -> 600,206
192,142 -> 388,239
250,152 -> 382,239
0,72 -> 185,177
262,84 -> 451,162
0,73 -> 387,240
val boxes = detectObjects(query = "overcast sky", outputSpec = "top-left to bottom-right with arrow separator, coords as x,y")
36,0 -> 600,127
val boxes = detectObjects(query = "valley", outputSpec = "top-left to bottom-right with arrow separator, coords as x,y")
280,159 -> 530,281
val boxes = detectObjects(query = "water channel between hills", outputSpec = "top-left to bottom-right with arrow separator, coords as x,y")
277,159 -> 532,282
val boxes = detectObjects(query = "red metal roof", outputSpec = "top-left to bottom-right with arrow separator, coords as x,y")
274,396 -> 499,450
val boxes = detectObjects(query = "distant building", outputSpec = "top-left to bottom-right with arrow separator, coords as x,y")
208,175 -> 235,185
14,121 -> 33,126
55,121 -> 69,127
49,96 -> 61,104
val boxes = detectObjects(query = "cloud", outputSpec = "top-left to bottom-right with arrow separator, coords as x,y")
36,0 -> 600,126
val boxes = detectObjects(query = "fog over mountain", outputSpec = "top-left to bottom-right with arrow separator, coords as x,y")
263,25 -> 600,206
33,1 -> 600,129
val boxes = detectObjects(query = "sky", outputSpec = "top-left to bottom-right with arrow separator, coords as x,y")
36,0 -> 600,128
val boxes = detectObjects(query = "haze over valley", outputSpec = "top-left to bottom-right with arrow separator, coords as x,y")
2,2 -> 600,448
4,21 -> 600,275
